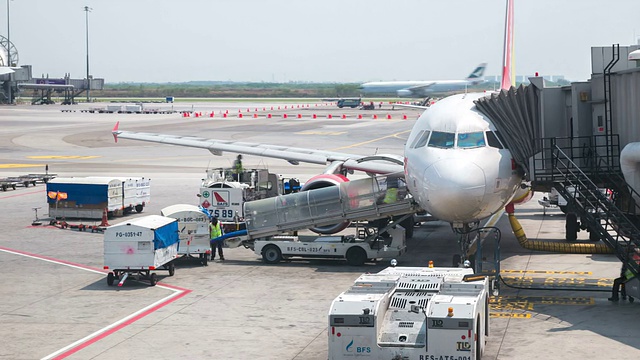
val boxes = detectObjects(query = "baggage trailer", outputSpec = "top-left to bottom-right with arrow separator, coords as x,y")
103,215 -> 179,286
328,266 -> 489,360
161,204 -> 211,265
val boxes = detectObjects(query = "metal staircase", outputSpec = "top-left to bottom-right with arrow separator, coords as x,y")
544,145 -> 640,278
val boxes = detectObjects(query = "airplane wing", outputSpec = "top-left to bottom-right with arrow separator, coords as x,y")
393,103 -> 430,110
112,122 -> 404,175
405,82 -> 436,93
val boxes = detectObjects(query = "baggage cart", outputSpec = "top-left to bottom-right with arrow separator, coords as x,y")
104,215 -> 179,286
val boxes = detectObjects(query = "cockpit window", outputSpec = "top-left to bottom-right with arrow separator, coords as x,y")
494,130 -> 509,149
457,132 -> 486,148
411,130 -> 431,148
486,131 -> 504,149
428,131 -> 455,148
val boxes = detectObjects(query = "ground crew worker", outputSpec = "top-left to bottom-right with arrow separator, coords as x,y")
233,154 -> 243,181
383,175 -> 399,204
609,264 -> 633,301
209,217 -> 224,261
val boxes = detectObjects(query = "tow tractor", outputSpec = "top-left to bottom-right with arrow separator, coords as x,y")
328,264 -> 489,360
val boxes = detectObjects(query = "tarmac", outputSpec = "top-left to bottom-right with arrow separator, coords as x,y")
0,101 -> 638,359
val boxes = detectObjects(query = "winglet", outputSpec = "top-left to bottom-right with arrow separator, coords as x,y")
500,0 -> 515,90
112,121 -> 120,143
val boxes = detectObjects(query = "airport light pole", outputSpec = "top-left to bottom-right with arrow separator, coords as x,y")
84,6 -> 91,102
6,0 -> 10,63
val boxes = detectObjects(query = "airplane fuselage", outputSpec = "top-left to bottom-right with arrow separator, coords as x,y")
404,92 -> 521,225
359,80 -> 479,98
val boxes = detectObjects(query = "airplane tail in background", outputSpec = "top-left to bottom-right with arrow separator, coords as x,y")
500,0 -> 515,90
465,63 -> 488,84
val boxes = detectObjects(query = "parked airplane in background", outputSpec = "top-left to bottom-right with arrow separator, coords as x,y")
359,63 -> 487,98
113,0 -> 522,262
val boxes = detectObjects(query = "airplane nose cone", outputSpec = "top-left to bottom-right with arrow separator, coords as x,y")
423,159 -> 486,222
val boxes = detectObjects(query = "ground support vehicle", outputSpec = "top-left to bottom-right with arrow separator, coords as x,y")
103,215 -> 179,286
46,176 -> 150,219
337,98 -> 362,108
328,266 -> 489,360
161,204 -> 211,265
198,167 -> 288,222
251,224 -> 406,266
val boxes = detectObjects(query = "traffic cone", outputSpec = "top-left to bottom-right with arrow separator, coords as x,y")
387,114 -> 392,119
312,114 -> 317,119
402,114 -> 407,120
238,113 -> 243,118
327,114 -> 333,119
267,113 -> 272,118
100,208 -> 110,227
373,114 -> 378,119
297,114 -> 302,119
253,113 -> 258,118
357,114 -> 362,119
341,114 -> 346,119
283,114 -> 288,119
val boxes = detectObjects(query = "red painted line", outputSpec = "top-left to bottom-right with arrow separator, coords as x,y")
0,189 -> 44,199
52,288 -> 192,360
0,246 -> 192,359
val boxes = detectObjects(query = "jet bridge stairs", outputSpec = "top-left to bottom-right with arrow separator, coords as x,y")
240,174 -> 421,241
532,136 -> 640,291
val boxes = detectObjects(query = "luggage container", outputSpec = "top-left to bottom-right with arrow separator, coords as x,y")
47,177 -> 124,219
161,204 -> 211,265
104,215 -> 179,286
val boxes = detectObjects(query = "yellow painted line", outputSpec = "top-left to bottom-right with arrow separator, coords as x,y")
27,156 -> 100,160
501,276 -> 612,287
0,164 -> 43,169
490,312 -> 531,318
330,130 -> 411,151
501,269 -> 592,275
492,296 -> 595,306
295,131 -> 347,135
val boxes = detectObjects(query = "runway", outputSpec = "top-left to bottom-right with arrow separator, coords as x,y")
0,101 -> 638,359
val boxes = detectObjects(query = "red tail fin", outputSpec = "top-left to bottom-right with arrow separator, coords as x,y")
500,0 -> 515,90
112,121 -> 120,143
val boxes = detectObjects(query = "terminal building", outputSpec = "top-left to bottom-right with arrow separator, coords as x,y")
0,34 -> 104,105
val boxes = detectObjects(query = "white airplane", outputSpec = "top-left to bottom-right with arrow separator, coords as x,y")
359,63 -> 487,98
112,0 -> 525,261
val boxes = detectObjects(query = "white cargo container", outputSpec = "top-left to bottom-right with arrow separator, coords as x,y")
104,215 -> 179,286
118,177 -> 151,213
161,204 -> 211,265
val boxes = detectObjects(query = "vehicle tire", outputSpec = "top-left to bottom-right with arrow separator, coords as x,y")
338,105 -> 344,109
149,273 -> 158,286
565,213 -> 578,242
167,261 -> 175,276
135,205 -> 144,213
107,272 -> 115,286
262,244 -> 282,264
453,254 -> 461,267
346,247 -> 367,266
202,254 -> 208,266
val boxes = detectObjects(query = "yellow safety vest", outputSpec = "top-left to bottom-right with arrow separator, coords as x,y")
210,222 -> 222,239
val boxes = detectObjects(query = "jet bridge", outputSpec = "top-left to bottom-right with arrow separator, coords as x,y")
242,174 -> 421,240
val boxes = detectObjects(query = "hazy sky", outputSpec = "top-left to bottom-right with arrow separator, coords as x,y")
5,0 -> 640,83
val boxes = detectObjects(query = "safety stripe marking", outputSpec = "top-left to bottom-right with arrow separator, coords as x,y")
27,156 -> 100,160
0,246 -> 191,360
501,269 -> 592,275
0,189 -> 44,200
490,312 -> 531,318
0,164 -> 43,168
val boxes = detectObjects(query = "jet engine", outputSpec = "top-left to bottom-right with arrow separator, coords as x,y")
301,173 -> 351,234
396,89 -> 413,97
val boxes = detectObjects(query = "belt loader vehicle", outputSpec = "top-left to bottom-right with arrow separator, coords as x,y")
328,265 -> 489,359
